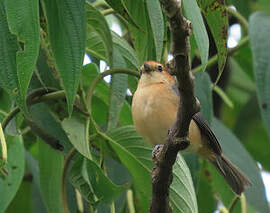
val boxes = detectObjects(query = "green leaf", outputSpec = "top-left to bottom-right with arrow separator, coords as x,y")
194,72 -> 213,123
182,0 -> 209,71
107,126 -> 198,213
62,116 -> 92,160
104,0 -> 138,29
6,181 -> 33,213
28,103 -> 72,152
170,155 -> 198,213
0,136 -> 24,213
212,118 -> 270,213
146,0 -> 164,61
4,0 -> 40,111
121,0 -> 147,30
196,170 -> 216,213
198,0 -> 228,83
112,32 -> 139,69
108,48 -> 128,130
0,3 -> 21,108
86,3 -> 113,65
38,139 -> 64,213
125,0 -> 156,63
69,155 -> 125,206
43,0 -> 86,115
249,12 -> 270,140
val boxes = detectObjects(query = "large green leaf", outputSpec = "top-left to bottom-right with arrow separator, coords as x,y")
211,118 -> 269,213
38,139 -> 64,213
62,116 -> 92,159
86,3 -> 113,65
0,2 -> 21,108
6,182 -> 32,213
198,0 -> 228,82
125,0 -> 156,63
0,136 -> 24,213
69,155 -> 125,206
146,0 -> 164,61
43,0 -> 86,115
112,32 -> 139,69
5,0 -> 40,111
121,0 -> 147,30
28,103 -> 72,152
108,48 -> 128,130
182,0 -> 209,72
107,125 -> 198,213
249,12 -> 270,139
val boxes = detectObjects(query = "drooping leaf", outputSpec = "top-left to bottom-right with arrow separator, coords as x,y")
43,0 -> 86,115
198,0 -> 228,83
170,154 -> 198,213
0,2 -> 21,108
38,139 -> 64,213
107,125 -> 198,213
62,115 -> 92,159
212,118 -> 270,213
146,0 -> 164,61
28,103 -> 72,152
4,0 -> 40,112
86,3 -> 113,65
121,0 -> 147,30
249,12 -> 270,140
104,0 -> 138,29
0,136 -> 24,213
69,155 -> 125,206
112,32 -> 139,69
125,0 -> 156,63
182,0 -> 209,72
25,152 -> 47,213
194,72 -> 213,124
108,48 -> 128,130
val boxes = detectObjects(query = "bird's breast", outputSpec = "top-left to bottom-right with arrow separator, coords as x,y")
132,83 -> 179,145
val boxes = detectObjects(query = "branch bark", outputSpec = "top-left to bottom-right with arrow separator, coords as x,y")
150,0 -> 199,212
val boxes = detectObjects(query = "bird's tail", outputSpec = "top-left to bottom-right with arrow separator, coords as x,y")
210,155 -> 251,195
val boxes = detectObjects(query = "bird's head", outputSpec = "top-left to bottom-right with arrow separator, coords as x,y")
139,61 -> 175,86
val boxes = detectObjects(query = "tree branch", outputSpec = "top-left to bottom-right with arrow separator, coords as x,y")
150,0 -> 199,212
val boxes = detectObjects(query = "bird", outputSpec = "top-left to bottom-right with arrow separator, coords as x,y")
131,61 -> 251,195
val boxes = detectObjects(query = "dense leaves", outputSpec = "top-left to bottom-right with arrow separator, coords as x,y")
0,0 -> 270,212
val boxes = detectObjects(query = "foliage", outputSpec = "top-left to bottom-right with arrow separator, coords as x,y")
0,0 -> 270,212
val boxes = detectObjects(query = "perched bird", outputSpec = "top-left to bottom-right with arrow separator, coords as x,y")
132,61 -> 251,195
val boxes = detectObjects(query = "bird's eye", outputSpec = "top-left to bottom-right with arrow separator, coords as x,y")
157,65 -> 163,72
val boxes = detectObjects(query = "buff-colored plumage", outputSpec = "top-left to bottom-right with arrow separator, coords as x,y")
132,61 -> 251,195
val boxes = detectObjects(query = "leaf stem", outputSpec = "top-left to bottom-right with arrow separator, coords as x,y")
2,89 -> 89,131
102,8 -> 115,16
228,195 -> 240,213
192,36 -> 249,73
62,147 -> 76,213
0,123 -> 7,166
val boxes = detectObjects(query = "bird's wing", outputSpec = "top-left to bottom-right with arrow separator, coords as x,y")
192,112 -> 222,155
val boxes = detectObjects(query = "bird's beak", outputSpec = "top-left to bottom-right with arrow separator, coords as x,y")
143,63 -> 152,73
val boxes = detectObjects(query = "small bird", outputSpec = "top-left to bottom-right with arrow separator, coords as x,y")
132,61 -> 251,195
